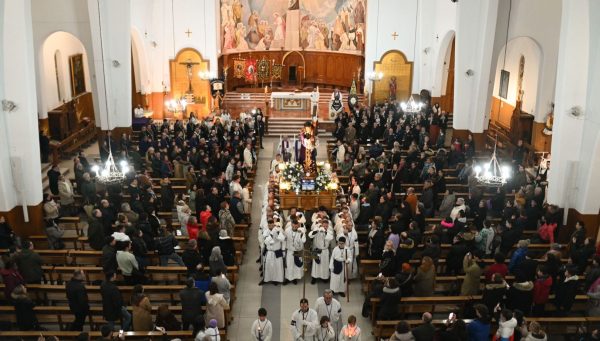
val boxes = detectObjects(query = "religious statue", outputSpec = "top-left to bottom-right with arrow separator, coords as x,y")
329,88 -> 343,118
296,122 -> 317,174
543,103 -> 554,136
389,76 -> 397,101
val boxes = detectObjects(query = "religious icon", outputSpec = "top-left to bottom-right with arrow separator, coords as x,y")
69,54 -> 86,97
233,59 -> 245,79
388,76 -> 397,101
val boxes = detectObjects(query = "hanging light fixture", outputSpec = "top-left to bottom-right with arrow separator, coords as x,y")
165,97 -> 188,113
473,135 -> 511,187
400,0 -> 424,114
401,95 -> 424,114
92,0 -> 129,185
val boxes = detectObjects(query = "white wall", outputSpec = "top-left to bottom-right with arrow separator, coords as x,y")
1,0 -> 43,210
364,0 -> 419,93
492,37 -> 542,115
131,0 -> 219,93
39,31 -> 91,115
31,0 -> 97,119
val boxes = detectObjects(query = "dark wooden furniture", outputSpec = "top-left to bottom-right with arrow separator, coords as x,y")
510,100 -> 534,144
48,102 -> 78,140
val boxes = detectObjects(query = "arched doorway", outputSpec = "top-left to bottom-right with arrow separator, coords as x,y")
433,30 -> 455,113
282,51 -> 306,87
131,28 -> 148,110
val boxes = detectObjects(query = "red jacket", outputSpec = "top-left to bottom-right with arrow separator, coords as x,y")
533,275 -> 553,304
485,263 -> 509,282
199,211 -> 212,230
186,223 -> 200,241
538,223 -> 557,244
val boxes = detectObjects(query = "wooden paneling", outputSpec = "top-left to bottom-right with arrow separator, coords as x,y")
563,208 -> 599,243
490,96 -> 515,130
169,48 -> 211,119
0,203 -> 44,238
531,121 -> 552,152
219,51 -> 364,92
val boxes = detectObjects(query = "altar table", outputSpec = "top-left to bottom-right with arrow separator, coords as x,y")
270,91 -> 319,111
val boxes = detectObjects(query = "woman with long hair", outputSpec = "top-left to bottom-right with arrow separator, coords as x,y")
131,285 -> 153,331
413,256 -> 436,296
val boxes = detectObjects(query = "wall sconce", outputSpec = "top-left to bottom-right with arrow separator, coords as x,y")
423,47 -> 431,55
465,69 -> 474,77
112,60 -> 121,67
2,100 -> 17,112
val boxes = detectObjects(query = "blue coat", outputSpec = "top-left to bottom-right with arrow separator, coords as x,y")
467,319 -> 490,341
509,247 -> 527,273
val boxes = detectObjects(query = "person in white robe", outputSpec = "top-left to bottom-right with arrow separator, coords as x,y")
243,143 -> 254,169
309,219 -> 334,284
315,316 -> 336,341
250,307 -> 273,341
339,315 -> 362,341
290,298 -> 319,341
271,154 -> 284,173
285,218 -> 306,283
337,225 -> 359,279
260,222 -> 286,284
315,289 -> 342,339
336,141 -> 346,167
329,236 -> 351,297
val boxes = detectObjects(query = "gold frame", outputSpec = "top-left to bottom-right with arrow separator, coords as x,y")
69,53 -> 86,97
372,49 -> 414,104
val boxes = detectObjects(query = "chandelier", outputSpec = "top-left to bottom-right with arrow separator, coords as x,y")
473,138 -> 511,187
367,71 -> 384,81
165,97 -> 188,113
400,95 -> 424,114
91,144 -> 130,185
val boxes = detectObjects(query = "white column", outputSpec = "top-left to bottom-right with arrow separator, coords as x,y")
547,0 -> 600,215
0,0 -> 43,210
87,0 -> 132,129
453,0 -> 499,132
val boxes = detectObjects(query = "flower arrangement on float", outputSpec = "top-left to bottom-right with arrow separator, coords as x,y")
280,162 -> 304,191
316,162 -> 339,192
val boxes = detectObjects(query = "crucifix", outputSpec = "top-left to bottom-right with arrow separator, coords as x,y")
185,28 -> 192,38
391,32 -> 399,40
179,59 -> 200,93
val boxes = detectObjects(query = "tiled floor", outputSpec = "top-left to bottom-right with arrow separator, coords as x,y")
227,137 -> 372,340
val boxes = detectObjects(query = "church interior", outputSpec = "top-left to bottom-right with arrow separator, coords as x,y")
0,0 -> 599,340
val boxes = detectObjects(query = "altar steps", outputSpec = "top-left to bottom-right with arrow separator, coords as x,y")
266,118 -> 331,137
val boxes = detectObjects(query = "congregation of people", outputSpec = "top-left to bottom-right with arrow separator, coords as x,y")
0,98 -> 599,341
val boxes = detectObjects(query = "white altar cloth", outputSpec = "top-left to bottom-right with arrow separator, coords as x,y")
270,91 -> 320,108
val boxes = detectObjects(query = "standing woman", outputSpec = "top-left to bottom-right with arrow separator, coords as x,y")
11,285 -> 39,331
131,285 -> 153,331
413,256 -> 436,296
205,282 -> 230,329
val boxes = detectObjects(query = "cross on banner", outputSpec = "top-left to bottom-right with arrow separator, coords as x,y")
185,29 -> 192,38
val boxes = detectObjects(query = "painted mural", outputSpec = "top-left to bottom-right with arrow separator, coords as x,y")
220,0 -> 366,55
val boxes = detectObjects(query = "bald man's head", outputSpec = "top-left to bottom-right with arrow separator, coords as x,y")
422,312 -> 433,323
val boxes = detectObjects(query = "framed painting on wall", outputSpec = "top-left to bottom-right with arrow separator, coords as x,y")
499,69 -> 510,99
69,54 -> 86,97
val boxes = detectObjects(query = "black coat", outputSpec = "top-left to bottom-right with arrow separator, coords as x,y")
87,218 -> 105,251
179,287 -> 206,324
101,280 -> 123,321
554,276 -> 579,310
66,278 -> 89,314
506,281 -> 534,314
182,249 -> 203,274
412,322 -> 436,341
482,282 -> 507,313
377,286 -> 401,320
367,228 -> 385,260
15,249 -> 43,284
217,238 -> 236,266
515,258 -> 538,282
13,297 -> 38,330
101,245 -> 117,274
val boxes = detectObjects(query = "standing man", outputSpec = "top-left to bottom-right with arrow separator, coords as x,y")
290,298 -> 319,341
260,220 -> 286,285
309,219 -> 334,284
101,271 -> 131,331
66,269 -> 89,331
254,111 -> 265,149
315,289 -> 343,339
285,218 -> 307,285
251,307 -> 273,341
179,277 -> 206,330
329,236 -> 350,297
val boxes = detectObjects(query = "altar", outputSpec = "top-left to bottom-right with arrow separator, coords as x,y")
270,91 -> 319,116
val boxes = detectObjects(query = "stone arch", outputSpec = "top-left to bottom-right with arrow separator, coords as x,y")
433,30 -> 455,97
131,27 -> 149,94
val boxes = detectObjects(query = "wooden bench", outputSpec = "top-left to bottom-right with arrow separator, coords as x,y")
0,330 -> 224,341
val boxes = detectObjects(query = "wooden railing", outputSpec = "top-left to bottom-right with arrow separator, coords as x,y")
49,123 -> 97,163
